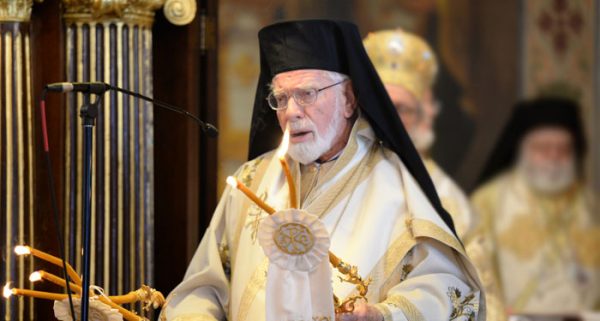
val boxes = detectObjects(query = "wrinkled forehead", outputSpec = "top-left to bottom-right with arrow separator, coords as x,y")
271,69 -> 333,88
522,126 -> 574,146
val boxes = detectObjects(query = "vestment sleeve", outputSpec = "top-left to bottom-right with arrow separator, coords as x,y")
159,187 -> 234,321
374,239 -> 481,321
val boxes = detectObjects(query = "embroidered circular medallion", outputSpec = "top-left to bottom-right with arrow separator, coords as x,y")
258,209 -> 330,271
273,222 -> 315,255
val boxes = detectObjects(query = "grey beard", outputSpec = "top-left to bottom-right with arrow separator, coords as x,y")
518,158 -> 576,195
408,129 -> 435,154
287,112 -> 343,165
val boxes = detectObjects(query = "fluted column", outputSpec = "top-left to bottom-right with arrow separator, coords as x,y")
59,0 -> 195,313
0,0 -> 36,320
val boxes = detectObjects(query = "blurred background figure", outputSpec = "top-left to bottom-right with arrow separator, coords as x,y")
364,28 -> 508,321
472,97 -> 600,318
363,29 -> 475,239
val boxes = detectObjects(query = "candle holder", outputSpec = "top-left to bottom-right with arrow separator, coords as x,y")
3,246 -> 165,321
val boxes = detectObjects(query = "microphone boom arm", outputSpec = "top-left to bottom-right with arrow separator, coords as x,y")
106,84 -> 218,137
45,82 -> 218,137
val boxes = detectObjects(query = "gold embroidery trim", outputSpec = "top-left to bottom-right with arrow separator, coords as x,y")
411,219 -> 465,256
274,223 -> 315,255
303,118 -> 380,216
305,144 -> 382,219
366,228 -> 416,300
311,118 -> 368,187
231,154 -> 271,266
448,287 -> 478,320
383,294 -> 425,321
236,259 -> 269,321
366,219 -> 470,302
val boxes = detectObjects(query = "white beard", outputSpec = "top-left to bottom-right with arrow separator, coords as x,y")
287,108 -> 344,165
409,128 -> 435,153
517,157 -> 576,195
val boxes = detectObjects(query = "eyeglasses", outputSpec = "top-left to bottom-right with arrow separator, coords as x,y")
266,79 -> 348,111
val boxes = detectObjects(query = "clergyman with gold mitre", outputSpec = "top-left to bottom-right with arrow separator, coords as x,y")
160,20 -> 485,321
363,29 -> 507,321
471,97 -> 600,317
362,28 -> 475,243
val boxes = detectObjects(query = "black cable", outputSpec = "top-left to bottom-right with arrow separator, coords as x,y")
39,88 -> 77,319
106,84 -> 218,137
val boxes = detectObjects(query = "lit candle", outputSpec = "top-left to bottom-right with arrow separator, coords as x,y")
277,129 -> 298,209
15,245 -> 82,286
30,271 -> 82,294
226,176 -> 275,214
3,282 -> 72,301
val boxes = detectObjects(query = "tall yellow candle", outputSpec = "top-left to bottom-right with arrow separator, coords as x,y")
15,245 -> 82,285
31,271 -> 82,294
96,296 -> 146,321
4,283 -> 72,301
277,129 -> 298,208
279,159 -> 297,209
108,291 -> 141,304
226,176 -> 275,214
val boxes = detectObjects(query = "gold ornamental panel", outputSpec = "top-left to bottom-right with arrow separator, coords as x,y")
0,0 -> 39,22
273,222 -> 315,255
61,0 -> 165,26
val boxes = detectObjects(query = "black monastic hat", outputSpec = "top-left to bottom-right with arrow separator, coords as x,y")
248,20 -> 457,235
478,96 -> 586,185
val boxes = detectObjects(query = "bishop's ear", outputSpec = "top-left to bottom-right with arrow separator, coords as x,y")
342,80 -> 357,118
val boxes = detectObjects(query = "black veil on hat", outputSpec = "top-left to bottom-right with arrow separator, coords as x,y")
478,96 -> 586,185
247,19 -> 458,235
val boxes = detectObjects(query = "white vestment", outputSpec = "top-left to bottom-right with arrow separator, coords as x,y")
424,159 -> 508,321
423,158 -> 475,241
160,118 -> 485,321
472,170 -> 600,314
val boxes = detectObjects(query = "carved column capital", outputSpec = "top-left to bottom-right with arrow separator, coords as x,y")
61,0 -> 196,26
163,0 -> 195,26
0,0 -> 40,22
62,0 -> 166,26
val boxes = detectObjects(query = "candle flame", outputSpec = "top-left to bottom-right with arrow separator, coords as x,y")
14,245 -> 31,256
29,271 -> 42,282
226,176 -> 238,189
277,129 -> 290,159
3,283 -> 13,298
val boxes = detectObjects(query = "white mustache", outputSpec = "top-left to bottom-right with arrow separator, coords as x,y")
287,119 -> 316,133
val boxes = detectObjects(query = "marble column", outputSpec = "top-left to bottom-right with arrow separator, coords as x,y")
0,0 -> 37,320
59,0 -> 195,313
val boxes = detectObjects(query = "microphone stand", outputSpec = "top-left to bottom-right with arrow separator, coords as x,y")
51,82 -> 217,320
79,92 -> 103,321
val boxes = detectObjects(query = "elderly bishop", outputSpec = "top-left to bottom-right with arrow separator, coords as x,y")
161,20 -> 485,321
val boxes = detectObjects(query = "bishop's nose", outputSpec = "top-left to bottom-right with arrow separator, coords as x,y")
283,96 -> 305,121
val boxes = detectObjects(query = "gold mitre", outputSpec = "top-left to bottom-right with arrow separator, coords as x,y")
363,29 -> 438,101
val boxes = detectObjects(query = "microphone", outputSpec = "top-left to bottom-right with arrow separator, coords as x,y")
44,82 -> 219,137
46,82 -> 111,94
